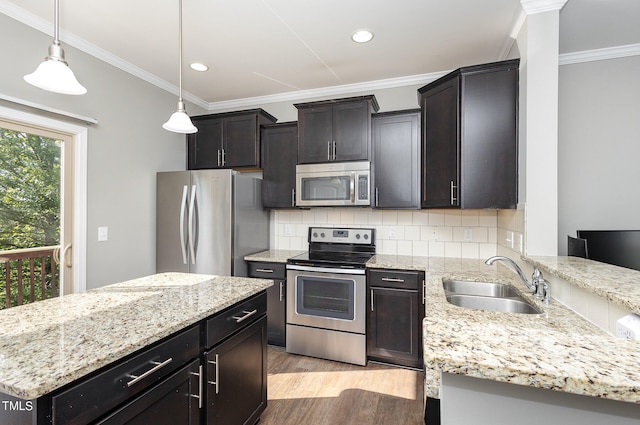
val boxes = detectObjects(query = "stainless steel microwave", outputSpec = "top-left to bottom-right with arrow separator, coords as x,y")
296,161 -> 370,207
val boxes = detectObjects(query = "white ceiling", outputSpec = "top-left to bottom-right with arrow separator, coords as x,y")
2,0 -> 640,109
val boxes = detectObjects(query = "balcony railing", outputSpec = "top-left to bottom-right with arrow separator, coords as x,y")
0,246 -> 60,309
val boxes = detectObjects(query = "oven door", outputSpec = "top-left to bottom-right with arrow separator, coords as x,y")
286,267 -> 365,334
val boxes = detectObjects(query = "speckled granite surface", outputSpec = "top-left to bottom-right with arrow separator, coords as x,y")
417,258 -> 640,404
245,249 -> 306,263
526,256 -> 640,313
0,272 -> 273,400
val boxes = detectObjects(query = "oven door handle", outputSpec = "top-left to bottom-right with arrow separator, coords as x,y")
286,264 -> 366,275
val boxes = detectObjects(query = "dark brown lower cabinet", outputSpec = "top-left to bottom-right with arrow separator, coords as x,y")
247,261 -> 286,346
367,269 -> 425,369
205,316 -> 267,425
96,359 -> 201,425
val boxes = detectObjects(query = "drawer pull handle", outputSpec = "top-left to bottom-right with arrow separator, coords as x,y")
189,365 -> 203,408
208,354 -> 219,394
381,277 -> 405,283
126,357 -> 173,387
255,268 -> 274,273
232,309 -> 258,323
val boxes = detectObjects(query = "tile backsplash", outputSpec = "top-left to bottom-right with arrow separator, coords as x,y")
270,208 -> 500,258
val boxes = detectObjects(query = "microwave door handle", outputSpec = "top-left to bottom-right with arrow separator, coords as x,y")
350,172 -> 356,203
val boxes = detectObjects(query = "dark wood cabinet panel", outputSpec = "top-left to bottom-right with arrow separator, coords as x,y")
96,360 -> 201,425
205,316 -> 267,425
187,109 -> 276,170
248,261 -> 287,346
296,96 -> 379,164
372,110 -> 421,209
418,59 -> 519,209
367,269 -> 424,369
261,123 -> 298,209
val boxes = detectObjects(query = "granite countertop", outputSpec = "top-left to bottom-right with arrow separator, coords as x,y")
244,249 -> 306,263
0,272 -> 273,400
526,256 -> 640,313
416,257 -> 640,405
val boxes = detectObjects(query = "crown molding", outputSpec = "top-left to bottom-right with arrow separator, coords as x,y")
520,0 -> 568,15
205,71 -> 450,112
559,43 -> 640,66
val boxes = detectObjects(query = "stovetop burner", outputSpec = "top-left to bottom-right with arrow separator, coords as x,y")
287,227 -> 375,269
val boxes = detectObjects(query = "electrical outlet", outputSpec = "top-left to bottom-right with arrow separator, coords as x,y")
389,226 -> 397,239
430,228 -> 438,240
284,224 -> 293,237
463,228 -> 473,242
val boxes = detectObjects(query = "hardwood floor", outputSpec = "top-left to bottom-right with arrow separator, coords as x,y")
259,346 -> 425,425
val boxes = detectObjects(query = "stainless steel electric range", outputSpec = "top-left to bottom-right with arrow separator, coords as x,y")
286,227 -> 375,366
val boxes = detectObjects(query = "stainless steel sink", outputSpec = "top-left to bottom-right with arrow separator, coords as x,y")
443,280 -> 520,298
442,279 -> 541,314
445,294 -> 541,314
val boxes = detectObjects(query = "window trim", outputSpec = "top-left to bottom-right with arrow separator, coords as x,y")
0,105 -> 87,293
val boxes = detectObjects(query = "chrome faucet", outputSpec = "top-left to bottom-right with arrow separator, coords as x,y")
484,256 -> 550,303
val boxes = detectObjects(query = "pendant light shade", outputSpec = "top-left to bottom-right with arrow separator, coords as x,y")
163,0 -> 197,134
24,0 -> 86,95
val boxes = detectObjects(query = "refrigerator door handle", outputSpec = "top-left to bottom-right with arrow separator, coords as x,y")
179,185 -> 188,264
188,185 -> 197,264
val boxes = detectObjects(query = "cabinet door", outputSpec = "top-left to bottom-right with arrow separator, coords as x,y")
372,111 -> 420,209
247,262 -> 287,346
96,359 -> 202,425
188,119 -> 223,170
223,115 -> 259,168
261,123 -> 298,208
460,69 -> 518,208
368,287 -> 422,368
205,316 -> 267,425
333,101 -> 371,161
297,105 -> 333,163
421,77 -> 459,208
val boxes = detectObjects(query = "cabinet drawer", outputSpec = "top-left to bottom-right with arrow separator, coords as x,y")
52,325 -> 200,425
205,292 -> 267,348
368,269 -> 422,290
247,261 -> 286,279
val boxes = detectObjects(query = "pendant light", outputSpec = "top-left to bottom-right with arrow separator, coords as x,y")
24,0 -> 87,95
163,0 -> 197,134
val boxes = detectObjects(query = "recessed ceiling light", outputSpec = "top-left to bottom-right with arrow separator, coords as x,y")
351,30 -> 374,43
190,62 -> 209,72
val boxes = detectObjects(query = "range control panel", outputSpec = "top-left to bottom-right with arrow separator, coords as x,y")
308,227 -> 375,245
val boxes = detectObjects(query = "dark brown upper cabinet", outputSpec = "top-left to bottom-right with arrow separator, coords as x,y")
187,109 -> 277,170
260,122 -> 298,209
418,59 -> 519,209
371,109 -> 421,209
295,95 -> 379,164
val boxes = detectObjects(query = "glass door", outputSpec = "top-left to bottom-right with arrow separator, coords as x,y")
295,275 -> 355,321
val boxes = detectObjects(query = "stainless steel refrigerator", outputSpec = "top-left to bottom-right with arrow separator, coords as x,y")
156,169 -> 269,277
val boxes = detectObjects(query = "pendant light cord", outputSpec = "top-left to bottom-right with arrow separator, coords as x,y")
53,0 -> 60,45
178,0 -> 183,103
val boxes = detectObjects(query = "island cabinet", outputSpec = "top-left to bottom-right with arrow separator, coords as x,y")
187,109 -> 277,170
260,122 -> 298,209
295,95 -> 379,164
203,292 -> 267,425
247,261 -> 287,346
26,291 -> 268,425
418,59 -> 519,209
371,109 -> 421,209
367,268 -> 425,369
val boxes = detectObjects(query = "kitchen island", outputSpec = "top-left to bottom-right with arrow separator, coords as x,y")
0,272 -> 273,424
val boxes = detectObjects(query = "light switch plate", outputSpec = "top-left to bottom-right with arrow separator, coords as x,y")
98,226 -> 108,242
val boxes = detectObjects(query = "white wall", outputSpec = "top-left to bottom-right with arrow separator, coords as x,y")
558,55 -> 640,254
0,14 -> 206,289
